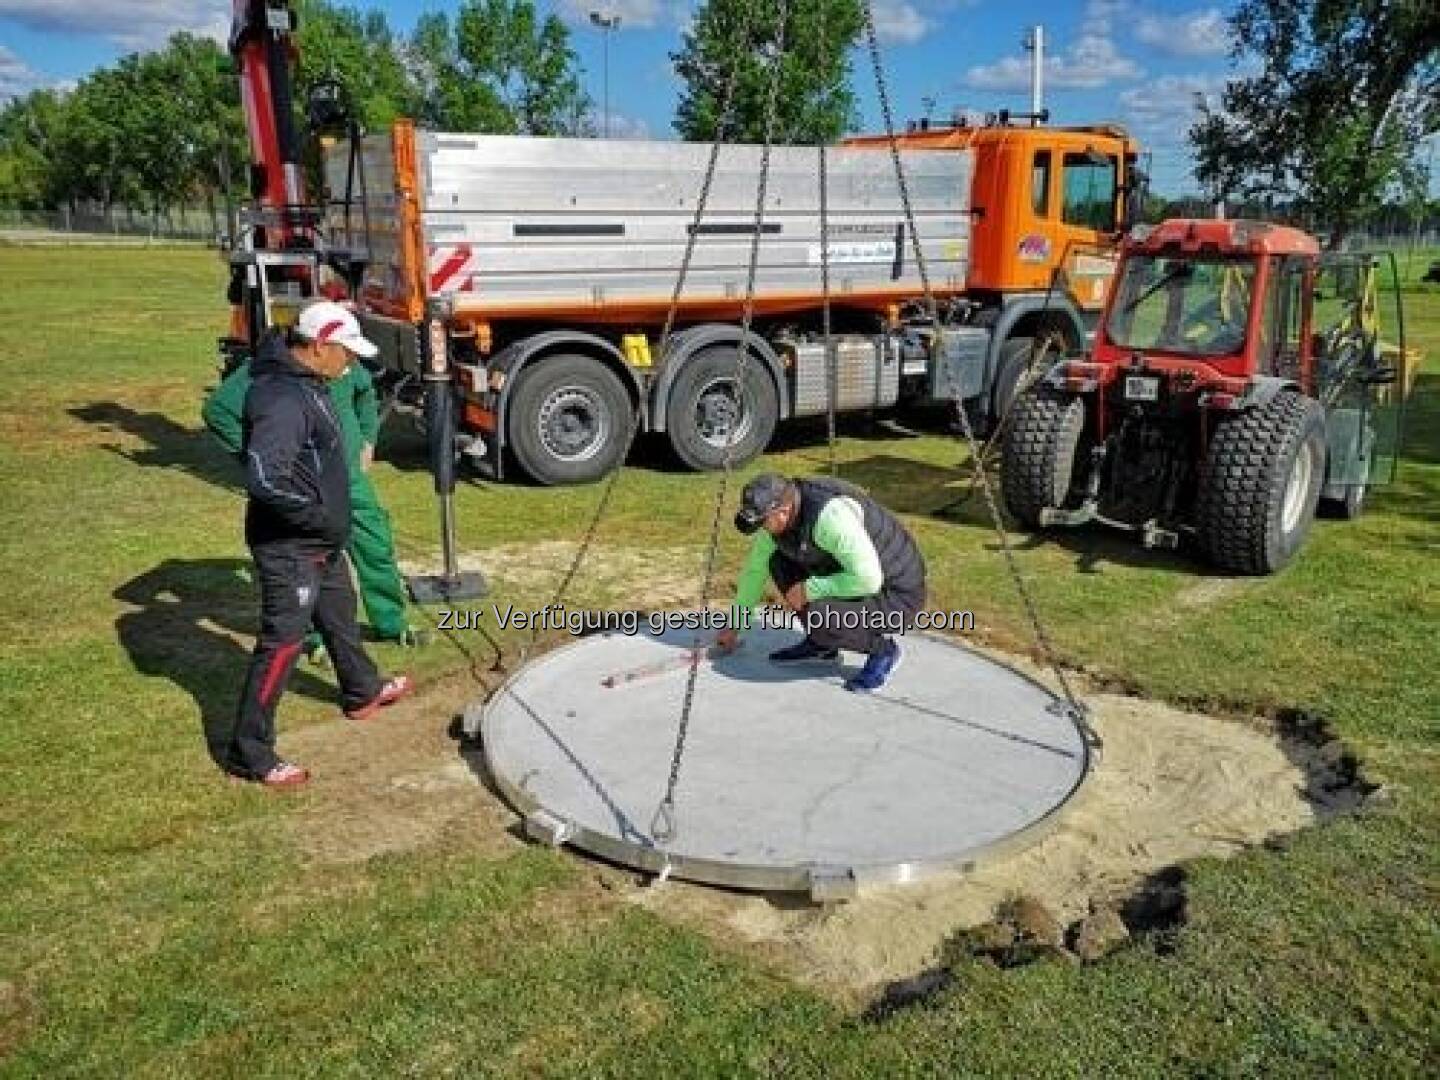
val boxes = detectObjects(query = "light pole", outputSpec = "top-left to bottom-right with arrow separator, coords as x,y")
1193,90 -> 1224,219
589,10 -> 621,138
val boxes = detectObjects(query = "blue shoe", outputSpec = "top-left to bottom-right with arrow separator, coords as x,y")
845,639 -> 901,692
769,638 -> 840,664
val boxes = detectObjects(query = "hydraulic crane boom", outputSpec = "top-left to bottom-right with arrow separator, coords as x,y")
230,0 -> 308,248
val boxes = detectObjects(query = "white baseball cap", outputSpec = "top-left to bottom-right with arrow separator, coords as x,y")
295,300 -> 378,358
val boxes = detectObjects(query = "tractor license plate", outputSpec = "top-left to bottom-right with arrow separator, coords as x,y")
1125,376 -> 1160,402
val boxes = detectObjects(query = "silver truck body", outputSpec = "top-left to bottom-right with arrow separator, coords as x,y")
325,131 -> 972,311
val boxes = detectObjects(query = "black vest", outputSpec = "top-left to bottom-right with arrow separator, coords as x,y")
772,478 -> 926,596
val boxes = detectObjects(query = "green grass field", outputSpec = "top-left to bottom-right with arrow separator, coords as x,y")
0,247 -> 1436,1076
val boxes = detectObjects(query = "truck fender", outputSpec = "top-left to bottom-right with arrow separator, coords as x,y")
1239,375 -> 1300,408
649,323 -> 790,433
488,330 -> 647,470
982,294 -> 1088,401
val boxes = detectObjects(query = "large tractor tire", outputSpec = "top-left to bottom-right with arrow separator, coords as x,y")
665,345 -> 779,471
1001,386 -> 1088,528
508,354 -> 634,485
1195,390 -> 1326,574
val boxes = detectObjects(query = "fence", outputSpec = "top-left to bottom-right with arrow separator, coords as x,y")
0,203 -> 221,243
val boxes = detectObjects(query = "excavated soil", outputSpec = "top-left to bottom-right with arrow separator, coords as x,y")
623,648 -> 1367,995
399,541 -> 706,613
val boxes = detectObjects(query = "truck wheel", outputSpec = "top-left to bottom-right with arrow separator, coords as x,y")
1001,386 -> 1087,528
665,345 -> 778,471
1195,391 -> 1326,574
508,354 -> 634,485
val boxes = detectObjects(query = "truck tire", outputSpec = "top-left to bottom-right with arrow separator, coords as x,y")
508,353 -> 634,485
665,345 -> 779,471
983,336 -> 1035,438
1001,386 -> 1088,528
1195,390 -> 1326,574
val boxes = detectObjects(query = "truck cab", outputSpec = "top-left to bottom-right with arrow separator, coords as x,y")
846,121 -> 1138,316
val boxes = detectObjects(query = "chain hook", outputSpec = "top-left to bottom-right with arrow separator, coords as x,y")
650,799 -> 676,844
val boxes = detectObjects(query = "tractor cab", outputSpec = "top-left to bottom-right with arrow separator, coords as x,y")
1001,218 -> 1408,574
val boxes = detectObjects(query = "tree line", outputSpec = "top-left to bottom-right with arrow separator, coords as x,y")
0,0 -> 597,229
0,0 -> 1434,245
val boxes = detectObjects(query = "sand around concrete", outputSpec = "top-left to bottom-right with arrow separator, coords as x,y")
622,648 -> 1355,994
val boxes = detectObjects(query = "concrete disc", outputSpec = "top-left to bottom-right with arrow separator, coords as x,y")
480,619 -> 1094,899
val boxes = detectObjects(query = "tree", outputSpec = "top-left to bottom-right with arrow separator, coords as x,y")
294,0 -> 421,131
0,90 -> 70,208
1191,0 -> 1440,247
673,0 -> 862,143
410,1 -> 590,136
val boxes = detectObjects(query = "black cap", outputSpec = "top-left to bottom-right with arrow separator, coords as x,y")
734,473 -> 790,534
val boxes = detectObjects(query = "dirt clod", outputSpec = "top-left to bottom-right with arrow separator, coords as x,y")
1002,895 -> 1062,947
1070,905 -> 1131,963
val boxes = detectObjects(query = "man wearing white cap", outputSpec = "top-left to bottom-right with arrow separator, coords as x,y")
224,302 -> 413,787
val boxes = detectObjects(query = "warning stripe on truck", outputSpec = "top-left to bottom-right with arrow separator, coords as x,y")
428,244 -> 477,293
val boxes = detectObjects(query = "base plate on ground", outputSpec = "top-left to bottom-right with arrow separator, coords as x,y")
479,619 -> 1094,899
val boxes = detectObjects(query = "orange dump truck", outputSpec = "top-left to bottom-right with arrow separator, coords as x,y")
323,118 -> 1141,484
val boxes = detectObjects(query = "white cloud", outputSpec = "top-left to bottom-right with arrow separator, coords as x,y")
0,1 -> 227,51
0,43 -> 42,102
965,35 -> 1142,91
872,1 -> 934,46
964,0 -> 1142,91
1117,72 -> 1228,146
1133,7 -> 1231,57
601,112 -> 652,139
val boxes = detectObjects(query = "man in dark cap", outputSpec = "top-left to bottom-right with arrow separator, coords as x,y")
713,473 -> 926,692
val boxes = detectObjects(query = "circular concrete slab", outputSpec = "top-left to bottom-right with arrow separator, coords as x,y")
480,619 -> 1095,899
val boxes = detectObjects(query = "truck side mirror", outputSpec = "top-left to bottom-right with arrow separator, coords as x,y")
1121,168 -> 1150,232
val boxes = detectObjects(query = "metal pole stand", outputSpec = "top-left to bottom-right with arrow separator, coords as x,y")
407,313 -> 486,605
408,487 -> 486,604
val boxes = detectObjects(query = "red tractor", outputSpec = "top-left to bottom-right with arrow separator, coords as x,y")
1002,218 -> 1406,573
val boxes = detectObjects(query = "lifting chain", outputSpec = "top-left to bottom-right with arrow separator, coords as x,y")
818,12 -> 837,477
652,0 -> 792,844
520,4 -> 758,668
859,0 -> 1093,736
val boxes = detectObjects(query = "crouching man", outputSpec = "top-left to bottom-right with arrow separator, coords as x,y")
225,302 -> 413,787
713,473 -> 926,692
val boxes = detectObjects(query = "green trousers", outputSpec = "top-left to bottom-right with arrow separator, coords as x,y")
306,473 -> 408,649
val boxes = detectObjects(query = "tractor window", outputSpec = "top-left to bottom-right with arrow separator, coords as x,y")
1031,151 -> 1051,217
1106,255 -> 1257,357
1273,259 -> 1307,380
1062,153 -> 1117,231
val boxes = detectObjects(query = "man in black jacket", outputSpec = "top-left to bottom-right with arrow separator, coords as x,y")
226,302 -> 412,787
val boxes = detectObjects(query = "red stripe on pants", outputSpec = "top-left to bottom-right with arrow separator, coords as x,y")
259,641 -> 303,707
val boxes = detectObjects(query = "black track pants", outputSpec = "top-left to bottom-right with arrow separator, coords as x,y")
768,551 -> 925,656
227,543 -> 383,777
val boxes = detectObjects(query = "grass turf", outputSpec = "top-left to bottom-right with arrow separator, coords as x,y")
0,246 -> 1436,1076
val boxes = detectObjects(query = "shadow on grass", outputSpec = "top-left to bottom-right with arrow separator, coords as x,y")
69,402 -> 240,490
114,558 -> 337,773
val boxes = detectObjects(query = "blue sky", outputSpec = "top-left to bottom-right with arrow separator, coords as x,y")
0,1 -> 1433,196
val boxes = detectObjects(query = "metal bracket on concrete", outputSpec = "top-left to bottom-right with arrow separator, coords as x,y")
461,701 -> 486,739
524,810 -> 574,847
808,865 -> 860,903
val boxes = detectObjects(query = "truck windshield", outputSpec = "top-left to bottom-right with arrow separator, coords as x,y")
1106,255 -> 1256,357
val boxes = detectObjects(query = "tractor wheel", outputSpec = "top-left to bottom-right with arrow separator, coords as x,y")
1195,390 -> 1326,574
665,345 -> 779,471
1001,386 -> 1088,528
508,354 -> 633,485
